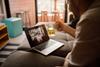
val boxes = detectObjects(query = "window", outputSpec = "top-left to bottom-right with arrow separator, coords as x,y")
37,0 -> 65,13
57,0 -> 65,13
37,0 -> 65,22
37,0 -> 54,13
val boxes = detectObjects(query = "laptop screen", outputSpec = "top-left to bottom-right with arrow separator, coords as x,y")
25,25 -> 49,47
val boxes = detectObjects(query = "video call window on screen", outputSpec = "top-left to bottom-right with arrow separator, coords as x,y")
29,26 -> 45,43
25,25 -> 49,47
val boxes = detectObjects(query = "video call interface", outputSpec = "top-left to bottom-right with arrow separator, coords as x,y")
29,26 -> 45,43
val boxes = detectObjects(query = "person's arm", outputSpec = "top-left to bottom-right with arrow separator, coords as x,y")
62,24 -> 75,37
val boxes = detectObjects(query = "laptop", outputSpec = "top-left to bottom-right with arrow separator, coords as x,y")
24,24 -> 64,55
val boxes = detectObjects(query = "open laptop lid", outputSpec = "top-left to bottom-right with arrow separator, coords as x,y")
24,24 -> 49,47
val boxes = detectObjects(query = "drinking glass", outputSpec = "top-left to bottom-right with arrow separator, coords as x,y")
47,23 -> 55,36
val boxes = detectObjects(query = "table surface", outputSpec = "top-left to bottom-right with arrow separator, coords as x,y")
8,31 -> 27,45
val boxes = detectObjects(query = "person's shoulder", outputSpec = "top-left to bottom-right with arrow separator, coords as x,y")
82,7 -> 100,20
78,7 -> 100,25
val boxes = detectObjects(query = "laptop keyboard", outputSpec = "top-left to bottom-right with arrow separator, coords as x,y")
34,39 -> 56,51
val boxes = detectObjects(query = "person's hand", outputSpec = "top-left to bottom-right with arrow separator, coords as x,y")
55,19 -> 65,31
56,18 -> 75,37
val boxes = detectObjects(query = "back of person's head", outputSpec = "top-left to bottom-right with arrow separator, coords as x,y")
68,0 -> 95,16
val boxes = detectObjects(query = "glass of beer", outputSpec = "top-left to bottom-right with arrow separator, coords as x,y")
47,24 -> 55,36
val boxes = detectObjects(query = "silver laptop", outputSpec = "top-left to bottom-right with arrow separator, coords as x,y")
25,25 -> 64,55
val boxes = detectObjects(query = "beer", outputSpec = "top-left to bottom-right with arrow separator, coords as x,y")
47,25 -> 55,36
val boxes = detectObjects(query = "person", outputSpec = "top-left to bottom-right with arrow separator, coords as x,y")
56,0 -> 100,66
